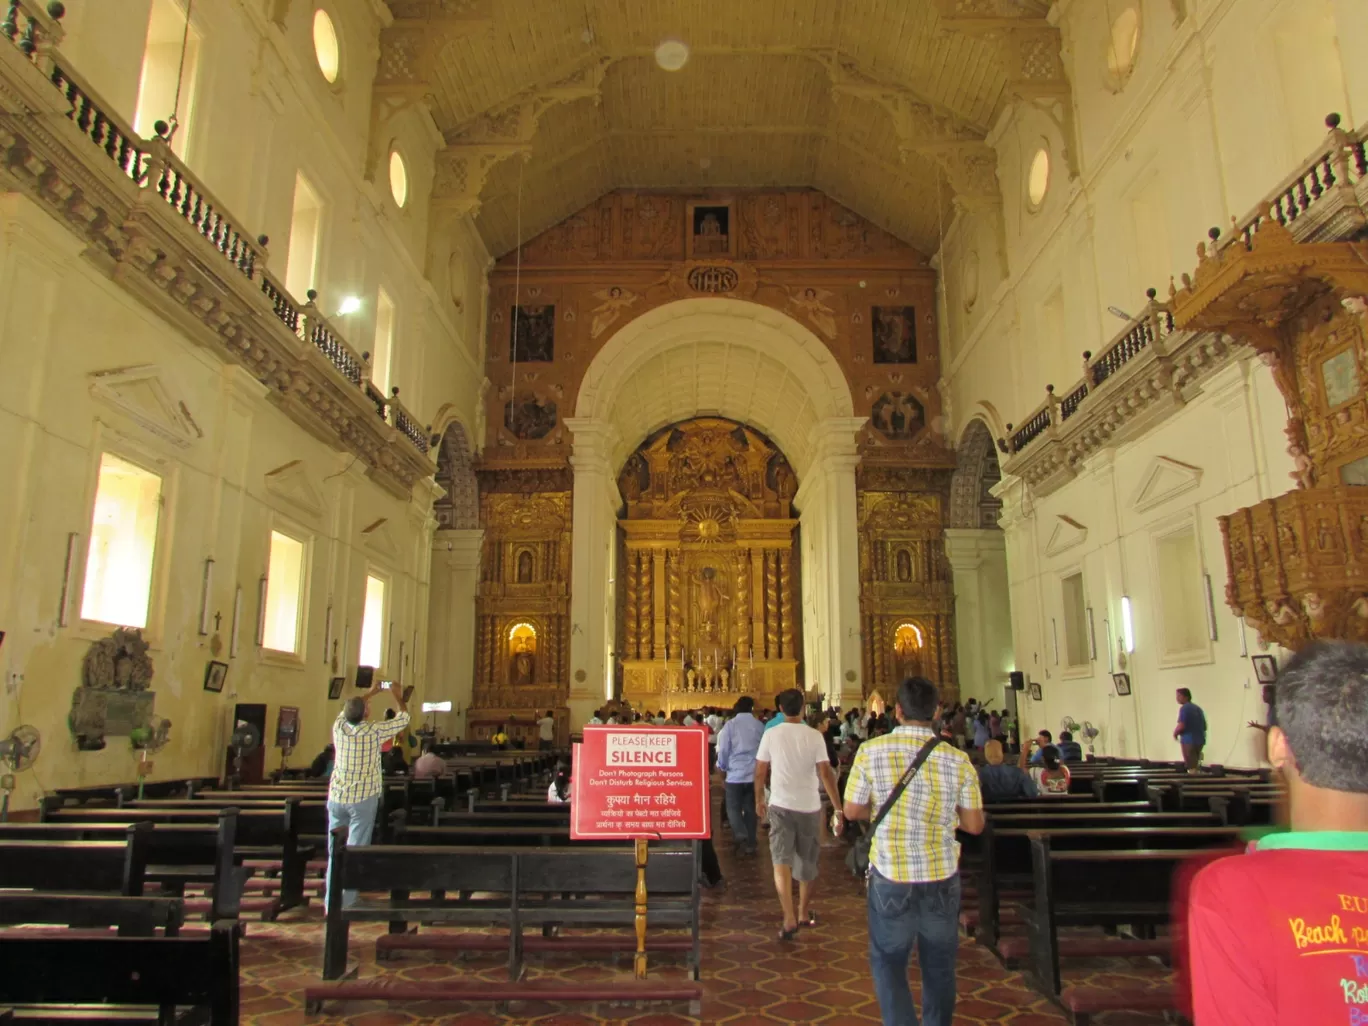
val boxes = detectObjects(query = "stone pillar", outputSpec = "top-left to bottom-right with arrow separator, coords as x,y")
566,418 -> 622,729
799,417 -> 866,709
428,529 -> 483,739
944,529 -> 1009,706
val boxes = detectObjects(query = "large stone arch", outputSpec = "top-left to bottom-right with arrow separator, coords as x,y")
948,417 -> 1003,530
565,297 -> 867,718
575,297 -> 857,478
432,419 -> 478,530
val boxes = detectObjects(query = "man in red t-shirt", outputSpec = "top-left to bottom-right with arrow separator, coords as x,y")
1188,641 -> 1368,1024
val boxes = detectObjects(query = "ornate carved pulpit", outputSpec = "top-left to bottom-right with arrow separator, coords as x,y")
1171,211 -> 1368,648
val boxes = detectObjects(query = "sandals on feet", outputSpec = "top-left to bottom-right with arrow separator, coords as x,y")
778,923 -> 799,942
800,911 -> 819,928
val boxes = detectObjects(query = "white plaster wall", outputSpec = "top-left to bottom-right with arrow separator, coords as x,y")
0,0 -> 490,808
998,356 -> 1293,766
936,0 -> 1361,764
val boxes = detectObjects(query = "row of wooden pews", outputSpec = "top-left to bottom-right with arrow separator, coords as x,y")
0,755 -> 563,1022
297,786 -> 705,1016
963,757 -> 1281,1025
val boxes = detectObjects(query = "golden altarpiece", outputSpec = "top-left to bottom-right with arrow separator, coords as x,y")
1171,209 -> 1368,648
616,419 -> 801,713
858,462 -> 959,703
469,469 -> 573,744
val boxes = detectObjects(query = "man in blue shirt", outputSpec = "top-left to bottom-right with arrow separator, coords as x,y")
1028,728 -> 1053,763
1174,687 -> 1207,773
1057,730 -> 1084,762
716,696 -> 766,856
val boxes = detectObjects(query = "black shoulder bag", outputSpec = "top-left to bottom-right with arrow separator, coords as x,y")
845,735 -> 943,878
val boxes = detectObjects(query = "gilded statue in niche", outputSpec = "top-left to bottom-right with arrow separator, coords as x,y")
510,305 -> 555,362
516,550 -> 534,583
694,567 -> 728,641
508,623 -> 538,686
872,306 -> 918,363
896,549 -> 913,582
691,205 -> 730,257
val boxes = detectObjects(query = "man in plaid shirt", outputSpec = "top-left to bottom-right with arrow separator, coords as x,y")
843,677 -> 984,1026
327,680 -> 409,907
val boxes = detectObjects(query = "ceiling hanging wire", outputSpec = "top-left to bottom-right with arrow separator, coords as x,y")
508,157 -> 526,436
161,0 -> 194,144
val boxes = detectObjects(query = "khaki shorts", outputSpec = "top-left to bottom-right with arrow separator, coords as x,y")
768,806 -> 822,882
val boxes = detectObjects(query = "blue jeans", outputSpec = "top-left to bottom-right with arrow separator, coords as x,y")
724,781 -> 757,850
326,795 -> 379,908
867,869 -> 961,1026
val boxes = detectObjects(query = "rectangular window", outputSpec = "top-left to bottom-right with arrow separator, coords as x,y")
262,530 -> 306,653
284,172 -> 323,303
358,574 -> 386,668
81,454 -> 163,628
372,286 -> 395,396
1061,571 -> 1089,668
1157,526 -> 1207,656
133,0 -> 200,159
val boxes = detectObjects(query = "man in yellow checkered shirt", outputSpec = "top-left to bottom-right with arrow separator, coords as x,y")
843,677 -> 984,1026
327,680 -> 409,907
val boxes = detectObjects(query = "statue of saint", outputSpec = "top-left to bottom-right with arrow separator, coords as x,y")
893,627 -> 923,682
516,550 -> 534,583
695,567 -> 726,639
510,638 -> 535,685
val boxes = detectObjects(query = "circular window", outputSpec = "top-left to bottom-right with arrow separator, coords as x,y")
1106,7 -> 1140,81
389,150 -> 408,208
1027,146 -> 1051,210
313,9 -> 340,84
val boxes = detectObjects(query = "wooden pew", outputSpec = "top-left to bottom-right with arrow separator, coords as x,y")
1027,834 -> 1215,1023
974,820 -> 1240,954
0,811 -> 243,921
0,920 -> 239,1025
41,805 -> 312,917
0,893 -> 183,937
307,838 -> 702,1014
0,834 -> 149,896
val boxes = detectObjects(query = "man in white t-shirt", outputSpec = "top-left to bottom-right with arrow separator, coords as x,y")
536,709 -> 555,750
755,688 -> 844,939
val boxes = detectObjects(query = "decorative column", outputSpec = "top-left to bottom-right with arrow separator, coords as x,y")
428,529 -> 483,739
750,548 -> 766,657
943,529 -> 1009,705
625,549 -> 640,659
803,417 -> 867,709
779,549 -> 795,659
765,551 -> 779,659
734,552 -> 750,659
566,418 -> 622,728
666,549 -> 682,660
652,550 -> 666,659
636,551 -> 652,659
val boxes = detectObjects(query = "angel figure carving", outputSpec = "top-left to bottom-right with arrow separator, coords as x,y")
589,286 -> 640,339
788,286 -> 838,340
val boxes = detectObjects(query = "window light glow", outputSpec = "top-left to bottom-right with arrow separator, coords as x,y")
1027,146 -> 1051,209
81,454 -> 162,628
358,574 -> 386,668
313,8 -> 340,84
388,150 -> 408,208
1120,595 -> 1135,653
262,530 -> 305,653
337,295 -> 362,316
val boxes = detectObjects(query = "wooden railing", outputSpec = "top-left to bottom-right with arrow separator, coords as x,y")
1002,113 -> 1368,458
4,8 -> 432,460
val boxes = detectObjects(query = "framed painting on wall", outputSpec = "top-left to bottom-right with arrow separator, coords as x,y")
1028,682 -> 1043,701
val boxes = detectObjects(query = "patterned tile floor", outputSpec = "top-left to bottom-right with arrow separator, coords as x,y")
242,830 -> 1173,1026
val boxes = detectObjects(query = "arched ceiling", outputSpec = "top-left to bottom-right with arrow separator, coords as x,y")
575,298 -> 858,477
380,0 -> 1053,256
